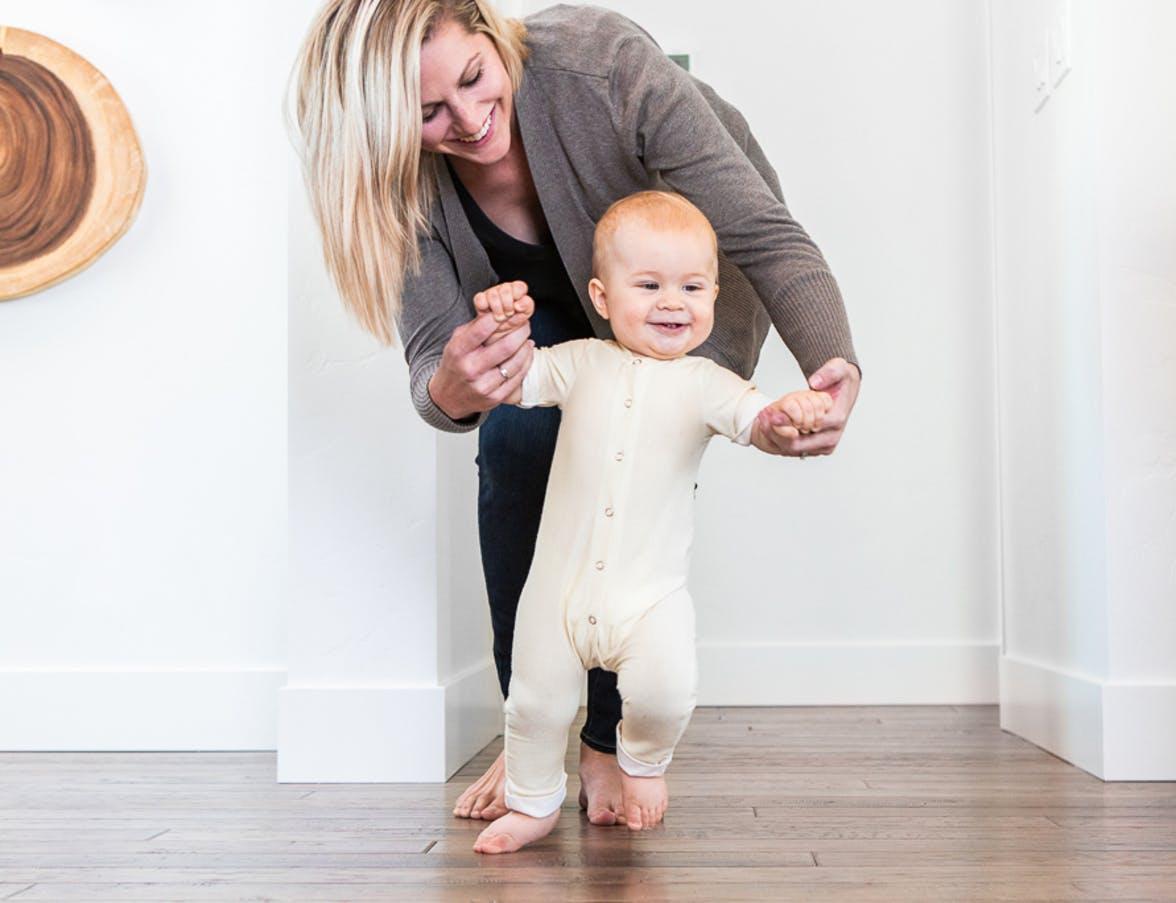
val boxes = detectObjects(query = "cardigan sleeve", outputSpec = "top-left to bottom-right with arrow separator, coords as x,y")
607,33 -> 860,380
394,227 -> 490,433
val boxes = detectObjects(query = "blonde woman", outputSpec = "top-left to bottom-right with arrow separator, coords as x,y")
293,0 -> 862,835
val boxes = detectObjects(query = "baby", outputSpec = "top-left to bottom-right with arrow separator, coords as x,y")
470,190 -> 832,854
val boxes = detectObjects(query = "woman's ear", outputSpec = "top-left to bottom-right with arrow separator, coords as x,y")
588,277 -> 610,320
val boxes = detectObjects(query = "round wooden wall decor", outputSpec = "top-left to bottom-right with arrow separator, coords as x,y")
0,26 -> 146,300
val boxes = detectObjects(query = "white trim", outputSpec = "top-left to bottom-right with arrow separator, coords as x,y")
1102,682 -> 1176,781
1000,653 -> 1176,780
983,0 -> 1009,661
277,659 -> 501,782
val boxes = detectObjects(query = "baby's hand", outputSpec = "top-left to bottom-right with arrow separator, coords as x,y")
473,280 -> 534,344
759,389 -> 834,436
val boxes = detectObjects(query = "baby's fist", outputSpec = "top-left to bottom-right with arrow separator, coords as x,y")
474,280 -> 533,323
771,389 -> 834,435
473,281 -> 535,344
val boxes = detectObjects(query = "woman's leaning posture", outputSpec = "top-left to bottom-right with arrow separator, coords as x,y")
291,0 -> 861,826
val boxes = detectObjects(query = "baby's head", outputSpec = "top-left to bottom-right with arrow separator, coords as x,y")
588,191 -> 719,360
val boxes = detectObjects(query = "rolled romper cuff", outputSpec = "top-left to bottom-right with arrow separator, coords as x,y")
504,772 -> 567,818
615,723 -> 673,777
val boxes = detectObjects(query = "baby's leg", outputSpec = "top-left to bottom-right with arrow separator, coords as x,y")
611,588 -> 698,830
474,590 -> 583,854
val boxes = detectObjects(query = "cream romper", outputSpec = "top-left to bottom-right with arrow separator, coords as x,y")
503,337 -> 773,818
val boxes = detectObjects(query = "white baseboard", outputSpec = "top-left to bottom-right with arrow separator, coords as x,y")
1000,653 -> 1176,780
0,668 -> 286,751
276,659 -> 501,783
697,641 -> 999,705
1102,682 -> 1176,780
22,652 -> 1170,782
999,653 -> 1104,776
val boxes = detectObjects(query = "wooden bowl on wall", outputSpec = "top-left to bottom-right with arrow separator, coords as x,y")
0,26 -> 146,301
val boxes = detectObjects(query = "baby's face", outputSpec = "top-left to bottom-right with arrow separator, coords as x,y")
588,222 -> 718,360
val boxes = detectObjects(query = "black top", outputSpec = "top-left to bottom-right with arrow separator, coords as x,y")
446,158 -> 594,348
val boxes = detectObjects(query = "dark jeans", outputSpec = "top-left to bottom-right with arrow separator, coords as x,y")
475,300 -> 621,755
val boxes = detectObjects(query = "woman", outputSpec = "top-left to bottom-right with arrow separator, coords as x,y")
293,0 -> 861,826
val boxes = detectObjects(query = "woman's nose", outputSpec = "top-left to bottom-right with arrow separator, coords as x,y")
450,100 -> 483,137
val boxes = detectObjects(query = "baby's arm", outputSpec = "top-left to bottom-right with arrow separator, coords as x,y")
749,389 -> 834,449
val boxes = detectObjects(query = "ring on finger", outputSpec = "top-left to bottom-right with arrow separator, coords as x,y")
498,364 -> 510,381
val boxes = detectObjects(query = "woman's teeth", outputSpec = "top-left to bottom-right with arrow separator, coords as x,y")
458,109 -> 493,143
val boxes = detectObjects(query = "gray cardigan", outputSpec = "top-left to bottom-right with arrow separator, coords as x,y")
396,4 -> 859,433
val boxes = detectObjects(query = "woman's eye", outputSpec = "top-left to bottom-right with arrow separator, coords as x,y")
462,68 -> 483,88
423,108 -> 438,123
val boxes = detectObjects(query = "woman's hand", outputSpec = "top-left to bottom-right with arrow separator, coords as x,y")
751,357 -> 861,458
427,288 -> 537,421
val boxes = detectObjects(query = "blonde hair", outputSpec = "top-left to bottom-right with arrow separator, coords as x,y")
592,190 -> 719,280
290,0 -> 528,344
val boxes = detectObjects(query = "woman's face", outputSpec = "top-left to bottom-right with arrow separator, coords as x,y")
419,18 -> 513,165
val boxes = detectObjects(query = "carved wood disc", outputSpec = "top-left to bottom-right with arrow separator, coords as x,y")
0,27 -> 146,300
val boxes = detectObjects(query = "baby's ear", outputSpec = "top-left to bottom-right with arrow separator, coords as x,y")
588,277 -> 610,320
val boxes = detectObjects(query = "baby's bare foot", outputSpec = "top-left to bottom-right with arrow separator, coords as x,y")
452,750 -> 508,821
577,742 -> 627,826
618,770 -> 668,830
473,809 -> 560,854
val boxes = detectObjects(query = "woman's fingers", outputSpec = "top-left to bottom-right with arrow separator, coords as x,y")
452,312 -> 502,359
471,319 -> 532,393
487,339 -> 536,404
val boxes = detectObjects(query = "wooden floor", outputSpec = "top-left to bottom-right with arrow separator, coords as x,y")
1,706 -> 1174,901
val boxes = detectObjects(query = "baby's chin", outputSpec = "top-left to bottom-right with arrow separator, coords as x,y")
618,328 -> 709,360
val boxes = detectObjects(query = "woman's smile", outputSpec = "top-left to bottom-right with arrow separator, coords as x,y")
456,106 -> 494,146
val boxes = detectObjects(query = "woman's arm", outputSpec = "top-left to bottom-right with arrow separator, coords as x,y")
396,230 -> 534,430
607,32 -> 858,382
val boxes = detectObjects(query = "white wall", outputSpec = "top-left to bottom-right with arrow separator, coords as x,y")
279,0 -> 500,782
1,0 -> 1006,763
0,1 -> 290,748
991,0 -> 1176,779
520,0 -> 1001,703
